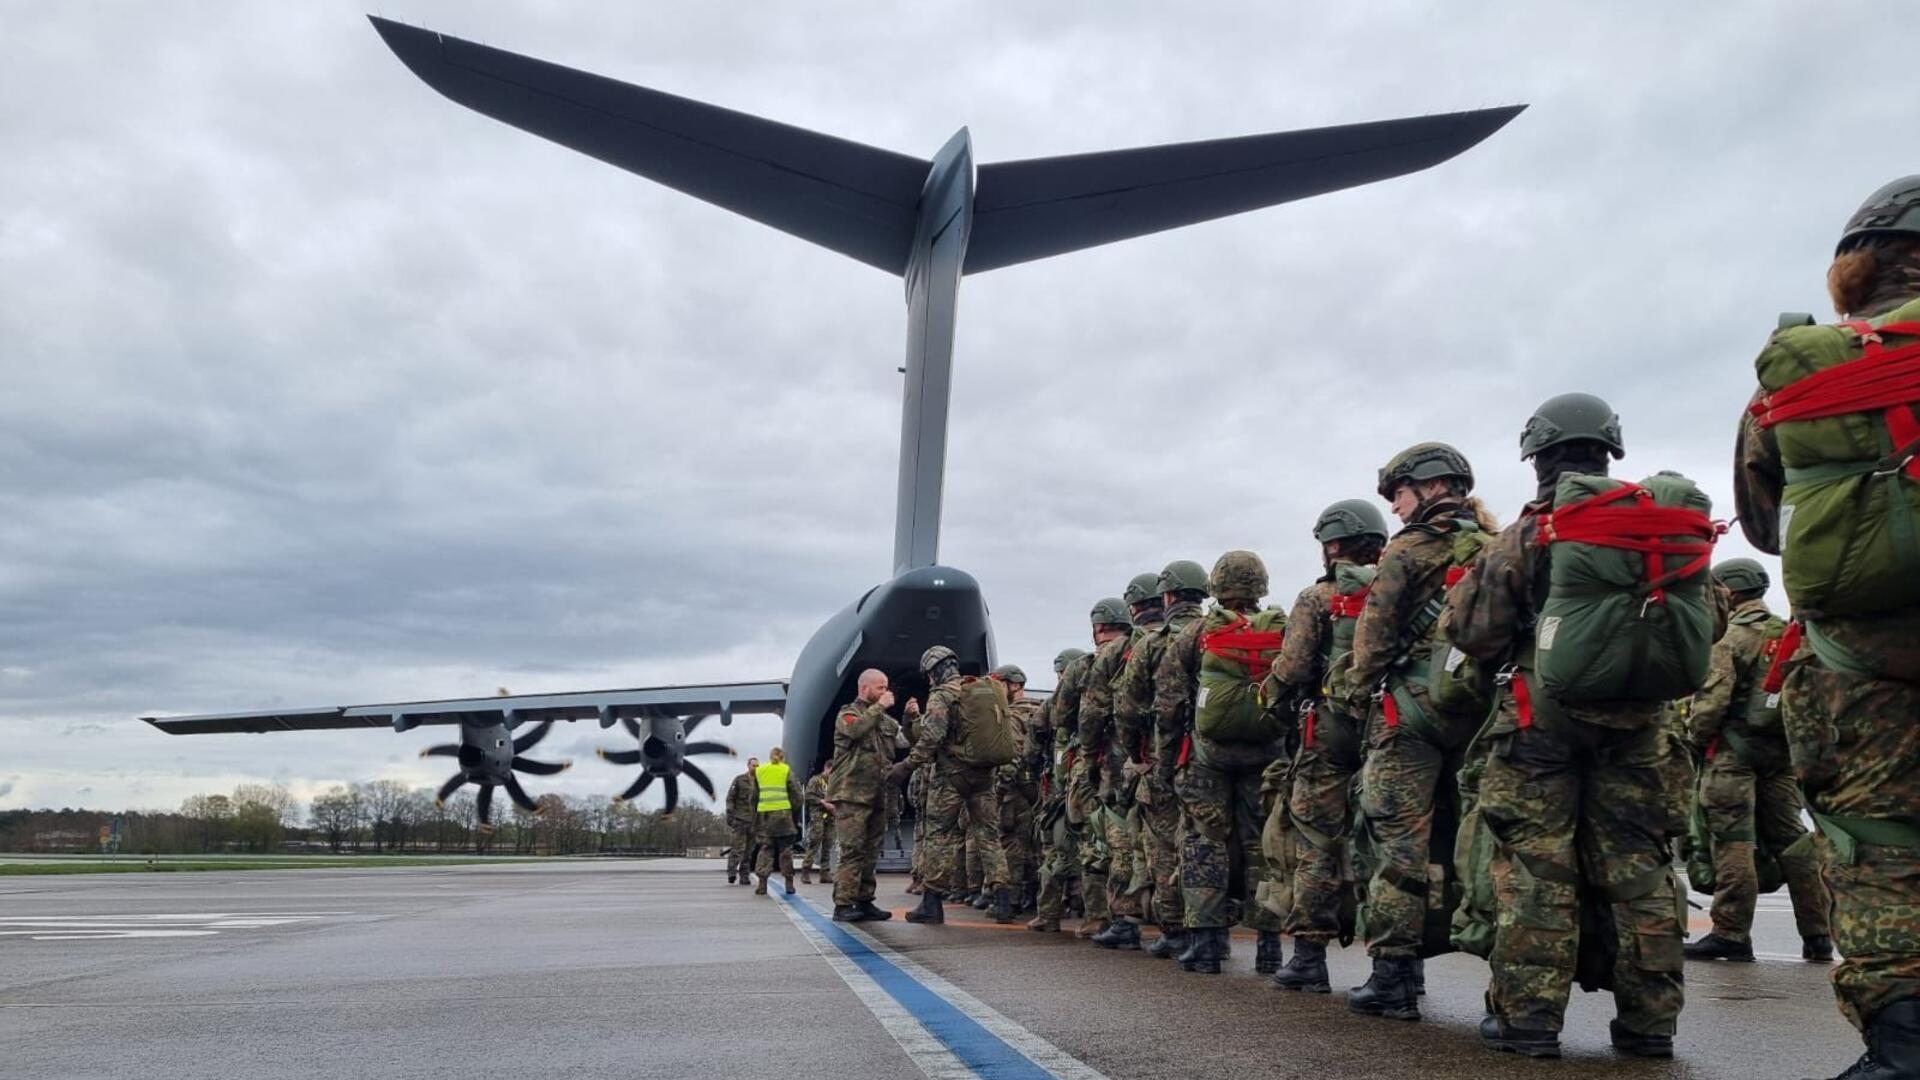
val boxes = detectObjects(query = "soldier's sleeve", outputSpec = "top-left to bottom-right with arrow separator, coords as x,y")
1734,394 -> 1785,555
787,775 -> 805,813
1442,522 -> 1530,663
1687,629 -> 1744,752
1053,658 -> 1089,738
840,702 -> 885,741
1272,584 -> 1328,689
1346,540 -> 1422,691
1113,646 -> 1150,750
1152,625 -> 1198,766
903,688 -> 952,769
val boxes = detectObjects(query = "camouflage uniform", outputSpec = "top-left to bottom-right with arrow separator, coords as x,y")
1443,504 -> 1692,1039
803,772 -> 833,878
828,696 -> 901,908
1082,632 -> 1143,919
1119,605 -> 1202,932
1687,596 -> 1832,946
996,698 -> 1044,895
725,771 -> 758,882
753,768 -> 805,880
1275,569 -> 1365,945
1034,673 -> 1084,923
903,678 -> 1009,895
908,764 -> 931,888
1052,650 -> 1110,923
1737,367 -> 1920,1032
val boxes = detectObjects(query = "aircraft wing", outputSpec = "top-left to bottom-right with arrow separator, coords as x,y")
142,681 -> 788,735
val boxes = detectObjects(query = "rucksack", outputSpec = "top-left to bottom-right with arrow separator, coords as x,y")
1195,608 -> 1287,743
1685,771 -> 1785,899
1425,524 -> 1495,719
1736,608 -> 1791,735
948,676 -> 1019,768
1751,302 -> 1920,617
1533,472 -> 1721,703
1324,562 -> 1376,684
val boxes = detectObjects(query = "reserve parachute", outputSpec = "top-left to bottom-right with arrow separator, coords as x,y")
1195,608 -> 1287,742
948,676 -> 1019,767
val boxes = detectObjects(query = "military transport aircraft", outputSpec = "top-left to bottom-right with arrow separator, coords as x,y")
143,16 -> 1523,826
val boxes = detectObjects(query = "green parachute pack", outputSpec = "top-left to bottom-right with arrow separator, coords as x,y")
947,676 -> 1019,768
1752,300 -> 1920,618
1533,472 -> 1719,703
1325,562 -> 1376,682
1195,607 -> 1288,743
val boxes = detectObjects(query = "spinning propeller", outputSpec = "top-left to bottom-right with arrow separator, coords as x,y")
423,718 -> 571,831
597,712 -> 734,814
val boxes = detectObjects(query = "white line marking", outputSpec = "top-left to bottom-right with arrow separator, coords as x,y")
0,912 -> 344,942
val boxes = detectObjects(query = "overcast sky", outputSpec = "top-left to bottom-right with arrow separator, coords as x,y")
1,1 -> 1903,815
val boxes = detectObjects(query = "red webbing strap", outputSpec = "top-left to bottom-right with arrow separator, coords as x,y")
1382,691 -> 1401,729
1177,734 -> 1193,767
1302,704 -> 1318,748
1761,621 -> 1805,695
1751,320 -> 1920,481
1201,613 -> 1286,676
1328,589 -> 1369,618
1535,483 -> 1722,600
1510,671 -> 1536,730
1445,565 -> 1468,588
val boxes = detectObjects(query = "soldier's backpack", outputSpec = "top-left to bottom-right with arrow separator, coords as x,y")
1323,562 -> 1376,687
1751,303 -> 1920,618
1736,608 -> 1791,735
1685,772 -> 1785,899
1425,523 -> 1496,719
1533,472 -> 1721,703
1195,608 -> 1288,743
948,676 -> 1019,768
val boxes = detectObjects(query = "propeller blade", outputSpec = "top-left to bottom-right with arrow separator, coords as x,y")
615,773 -> 654,803
597,748 -> 643,766
621,717 -> 641,739
420,744 -> 460,759
476,783 -> 495,826
512,720 -> 554,753
513,755 -> 569,776
457,744 -> 487,769
684,714 -> 709,737
662,775 -> 680,816
502,774 -> 540,812
435,774 -> 467,803
680,760 -> 716,800
683,741 -> 733,759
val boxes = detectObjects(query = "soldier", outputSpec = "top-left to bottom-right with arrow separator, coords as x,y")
1112,567 -> 1195,956
801,763 -> 833,885
1030,647 -> 1088,932
991,664 -> 1043,916
753,747 -> 805,896
1143,562 -> 1211,959
1341,442 -> 1496,1021
829,669 -> 901,922
1157,551 -> 1289,975
1270,500 -> 1389,993
1086,578 -> 1162,951
1734,178 -> 1920,1080
889,646 -> 1014,925
725,757 -> 760,886
1445,395 -> 1708,1059
1063,598 -> 1133,940
1684,558 -> 1832,963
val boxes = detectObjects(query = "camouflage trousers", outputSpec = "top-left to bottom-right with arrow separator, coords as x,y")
803,814 -> 833,872
1288,706 -> 1363,944
923,763 -> 1008,895
1357,705 -> 1466,959
997,779 -> 1039,888
1479,701 -> 1684,1037
832,800 -> 887,907
753,812 -> 797,880
1178,739 -> 1284,931
727,825 -> 757,879
911,806 -> 928,883
1139,777 -> 1184,928
1065,754 -> 1111,921
1783,660 -> 1920,1032
965,813 -> 984,894
1102,800 -> 1145,918
1036,798 -> 1082,921
1700,752 -> 1831,943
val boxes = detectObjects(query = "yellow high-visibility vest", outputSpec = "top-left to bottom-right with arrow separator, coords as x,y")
756,762 -> 792,812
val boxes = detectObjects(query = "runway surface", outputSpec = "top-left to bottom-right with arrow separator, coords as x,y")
0,859 -> 1859,1079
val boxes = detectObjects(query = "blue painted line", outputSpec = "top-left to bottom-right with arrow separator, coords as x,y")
780,893 -> 1054,1080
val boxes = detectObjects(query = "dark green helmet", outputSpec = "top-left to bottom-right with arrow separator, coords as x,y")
1053,647 -> 1086,674
1089,597 -> 1133,629
990,663 -> 1027,686
1712,557 -> 1770,595
1123,572 -> 1163,606
1838,175 -> 1920,254
1377,442 -> 1474,499
1209,550 -> 1268,603
919,645 -> 958,676
1520,392 -> 1625,461
1313,499 -> 1389,543
1156,559 -> 1210,597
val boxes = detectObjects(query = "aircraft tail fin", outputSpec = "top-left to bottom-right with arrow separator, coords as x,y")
963,106 -> 1524,274
369,16 -> 928,275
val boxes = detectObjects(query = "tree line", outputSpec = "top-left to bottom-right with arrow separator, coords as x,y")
1,780 -> 729,856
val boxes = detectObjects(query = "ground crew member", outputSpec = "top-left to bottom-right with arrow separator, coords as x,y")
1734,177 -> 1920,1080
1086,581 -> 1159,951
1684,558 -> 1833,963
1063,599 -> 1133,940
890,646 -> 1013,925
1031,647 -> 1088,932
829,669 -> 901,922
1271,500 -> 1389,993
725,757 -> 759,886
753,747 -> 804,895
992,664 -> 1043,916
802,763 -> 833,885
1446,395 -> 1703,1059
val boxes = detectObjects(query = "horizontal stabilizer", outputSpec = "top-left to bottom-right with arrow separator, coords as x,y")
963,106 -> 1525,273
369,17 -> 928,274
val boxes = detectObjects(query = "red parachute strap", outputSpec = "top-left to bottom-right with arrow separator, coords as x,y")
1328,589 -> 1370,618
1062,747 -> 1077,773
1201,611 -> 1285,676
1704,737 -> 1718,761
1445,565 -> 1468,588
1177,733 -> 1193,768
1039,771 -> 1052,800
1302,704 -> 1318,748
1762,621 -> 1805,696
1381,691 -> 1400,729
1534,483 -> 1723,601
1509,671 -> 1536,730
1750,320 -> 1920,481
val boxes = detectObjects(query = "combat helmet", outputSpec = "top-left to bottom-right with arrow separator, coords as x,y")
1053,647 -> 1086,674
1519,393 -> 1625,461
1712,557 -> 1770,596
1156,559 -> 1210,597
1312,499 -> 1390,544
990,663 -> 1027,686
1089,597 -> 1133,629
1838,175 -> 1920,254
1377,442 -> 1475,500
1209,550 -> 1268,604
1123,572 -> 1163,606
919,645 -> 958,676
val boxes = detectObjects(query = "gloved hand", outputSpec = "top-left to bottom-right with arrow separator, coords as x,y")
886,760 -> 914,787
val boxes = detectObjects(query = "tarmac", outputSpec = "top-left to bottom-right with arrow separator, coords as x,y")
0,859 -> 1862,1079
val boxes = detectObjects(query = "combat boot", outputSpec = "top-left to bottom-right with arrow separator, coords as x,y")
1022,881 -> 1039,913
1412,956 -> 1426,996
1093,919 -> 1142,951
1683,933 -> 1755,962
832,904 -> 869,923
1481,1015 -> 1561,1059
1804,935 -> 1836,962
905,889 -> 945,924
1272,938 -> 1330,993
1608,1019 -> 1672,1059
727,873 -> 737,884
1183,928 -> 1229,974
857,901 -> 893,922
1813,1000 -> 1920,1080
784,872 -> 796,895
754,873 -> 769,896
990,887 -> 1015,924
971,890 -> 992,911
800,868 -> 813,885
1147,928 -> 1187,959
1027,914 -> 1060,933
1075,917 -> 1111,941
1348,957 -> 1420,1021
1255,931 -> 1285,975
